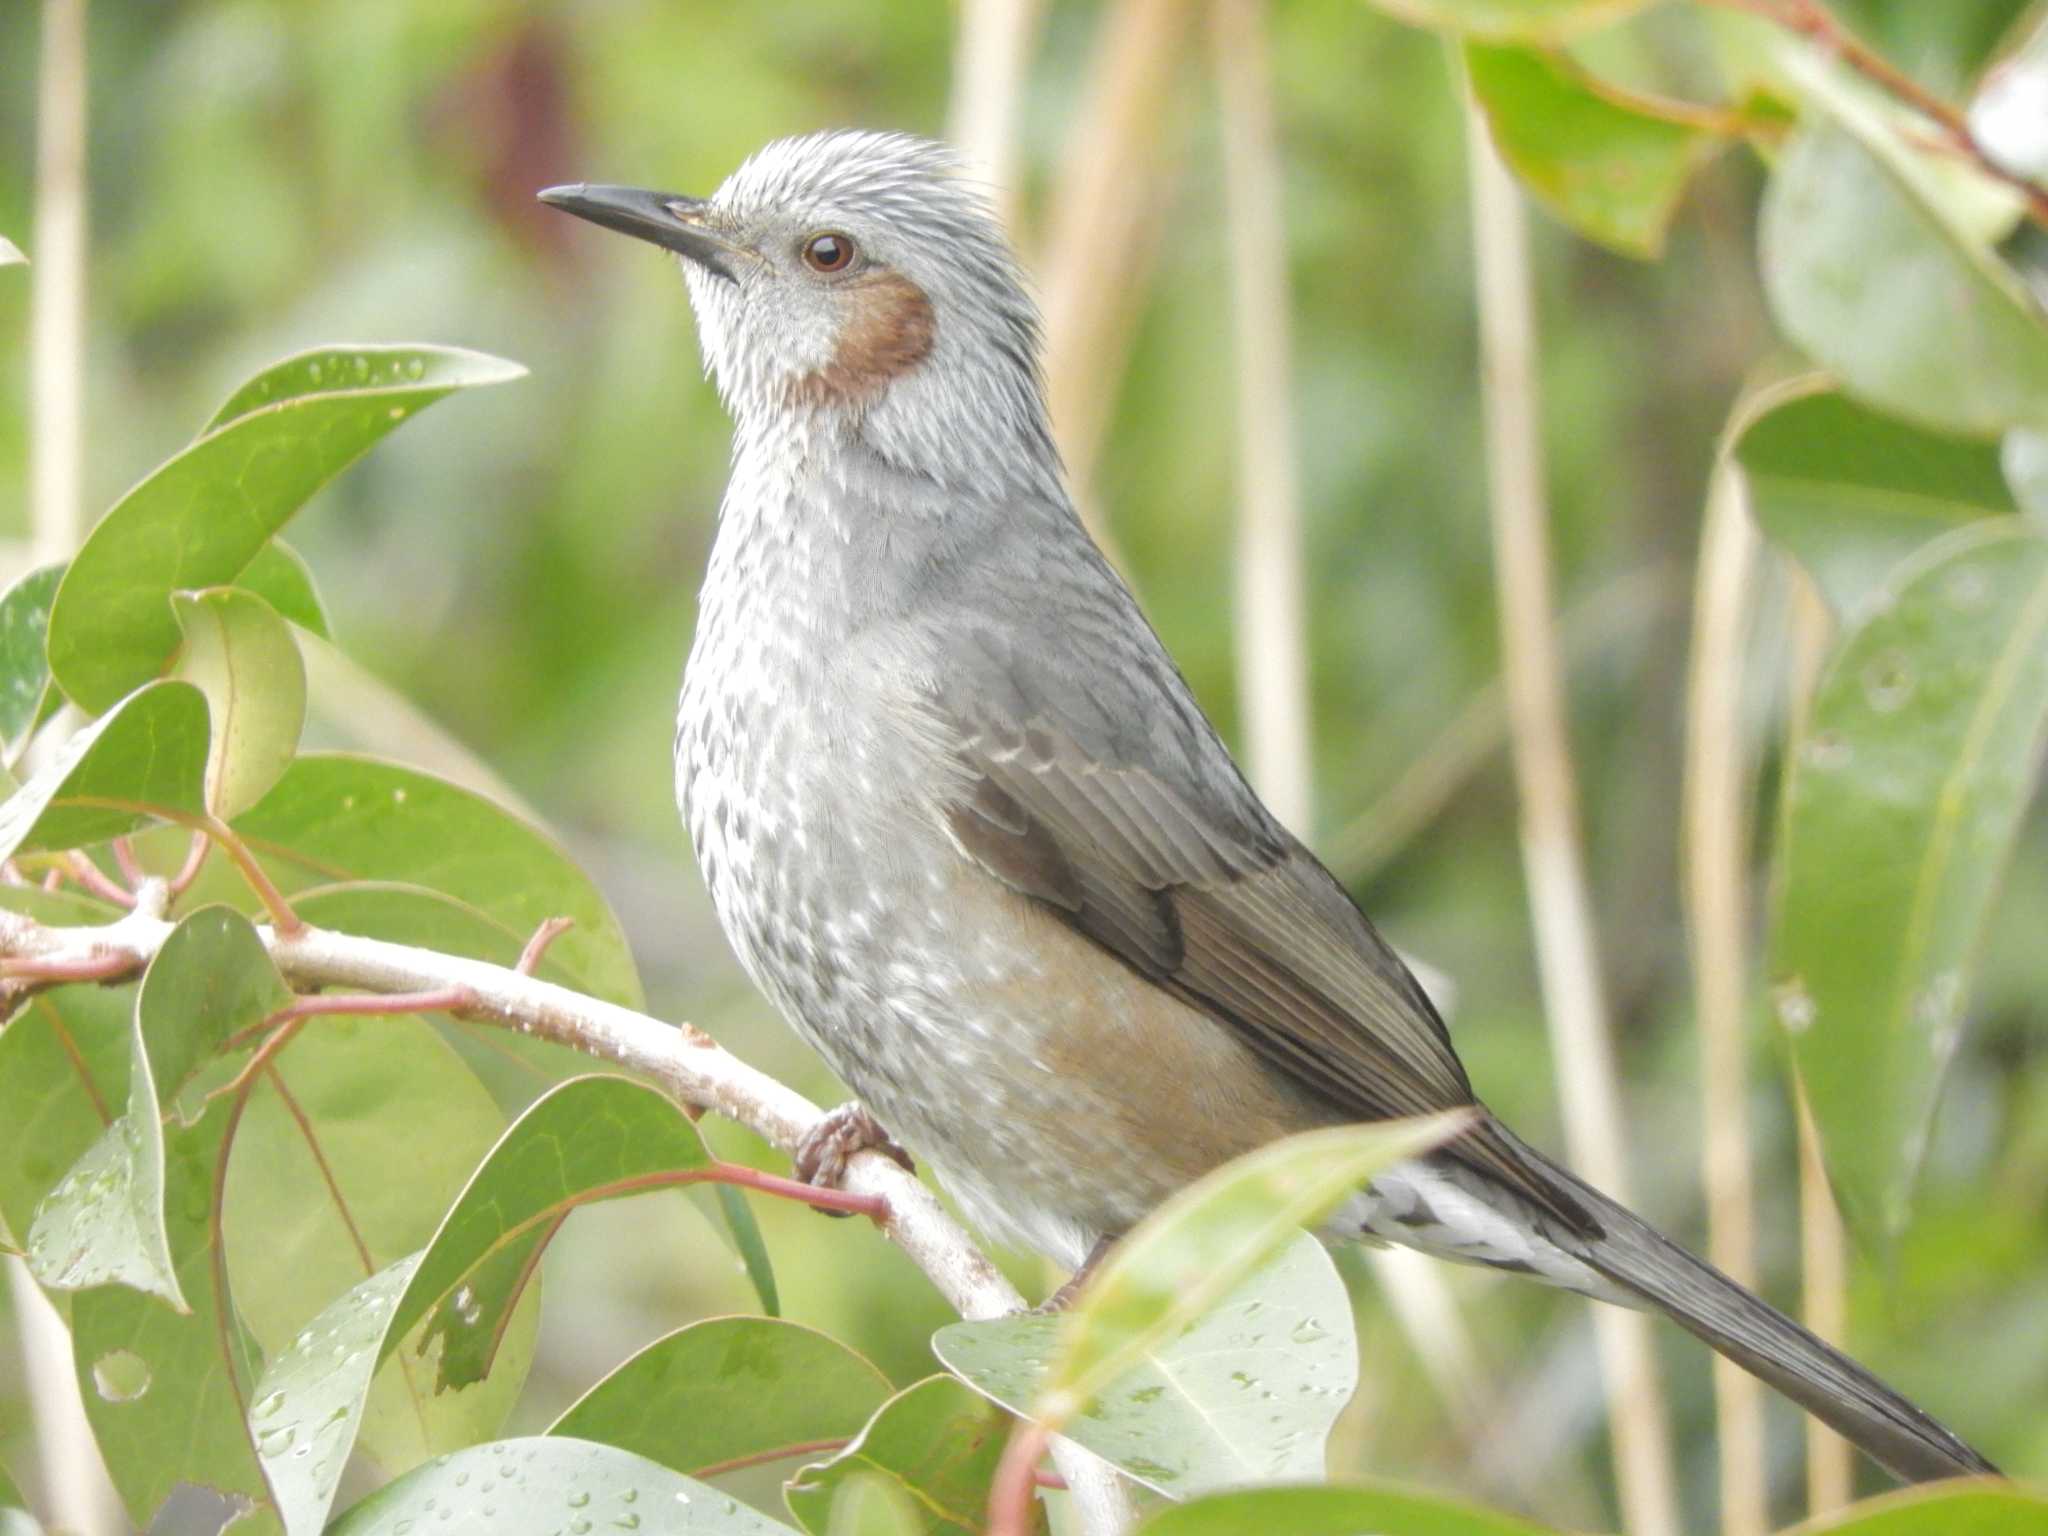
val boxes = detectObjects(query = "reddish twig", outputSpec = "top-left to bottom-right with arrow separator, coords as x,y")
167,831 -> 212,901
987,1417 -> 1054,1536
515,915 -> 575,976
221,986 -> 482,1057
195,813 -> 303,936
0,949 -> 142,984
65,852 -> 136,909
40,869 -> 61,893
110,837 -> 145,887
1705,0 -> 2048,226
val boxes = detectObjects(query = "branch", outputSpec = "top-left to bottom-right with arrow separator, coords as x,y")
1705,0 -> 2048,227
0,899 -> 1136,1534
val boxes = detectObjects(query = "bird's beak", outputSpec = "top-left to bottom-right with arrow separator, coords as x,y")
536,183 -> 744,283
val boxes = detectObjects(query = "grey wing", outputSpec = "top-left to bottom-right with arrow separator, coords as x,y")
923,549 -> 1593,1231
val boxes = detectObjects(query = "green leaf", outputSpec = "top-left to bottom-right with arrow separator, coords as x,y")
46,345 -> 524,714
548,1316 -> 890,1478
1736,382 -> 2020,617
0,894 -> 133,1249
1135,1482 -> 1570,1535
327,1438 -> 801,1535
933,1236 -> 1355,1497
233,754 -> 642,1008
384,1076 -> 712,1384
1357,0 -> 1646,44
714,1181 -> 781,1319
1769,524 -> 2048,1239
1464,44 -> 1723,258
2006,427 -> 2048,521
221,1010 -> 533,1481
1787,1483 -> 2048,1533
248,1257 -> 416,1536
250,1075 -> 713,1534
0,564 -> 66,753
60,910 -> 293,1530
28,908 -> 291,1305
236,542 -> 332,640
170,589 -> 306,820
0,682 -> 210,864
1039,1116 -> 1462,1418
825,1476 -> 924,1536
785,1377 -> 1026,1536
1760,66 -> 2048,437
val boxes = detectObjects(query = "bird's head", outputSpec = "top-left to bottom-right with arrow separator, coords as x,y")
542,131 -> 1056,488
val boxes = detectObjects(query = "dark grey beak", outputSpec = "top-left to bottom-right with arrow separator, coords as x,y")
537,183 -> 743,282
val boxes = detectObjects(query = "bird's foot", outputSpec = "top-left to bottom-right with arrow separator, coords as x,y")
1028,1233 -> 1118,1314
792,1103 -> 914,1217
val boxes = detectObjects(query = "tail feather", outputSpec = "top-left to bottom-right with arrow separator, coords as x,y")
1504,1130 -> 1996,1484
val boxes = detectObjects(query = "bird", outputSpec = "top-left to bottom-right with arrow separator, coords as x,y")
538,130 -> 1994,1485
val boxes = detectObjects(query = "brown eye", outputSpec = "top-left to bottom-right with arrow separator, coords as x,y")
802,232 -> 855,273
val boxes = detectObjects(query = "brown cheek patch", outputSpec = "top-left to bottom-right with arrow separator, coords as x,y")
791,271 -> 935,408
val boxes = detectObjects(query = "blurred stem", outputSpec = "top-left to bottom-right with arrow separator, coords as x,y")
1683,455 -> 1767,1536
947,0 -> 1043,227
16,6 -> 122,1532
1786,569 -> 1855,1513
1039,0 -> 1189,524
1212,0 -> 1485,1426
8,1257 -> 123,1533
31,0 -> 87,564
1212,0 -> 1311,836
1462,94 -> 1682,1536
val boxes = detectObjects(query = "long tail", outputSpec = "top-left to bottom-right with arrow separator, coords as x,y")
1500,1127 -> 1996,1484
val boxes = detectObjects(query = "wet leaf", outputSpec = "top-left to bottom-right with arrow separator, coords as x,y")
57,910 -> 293,1530
933,1236 -> 1356,1497
222,1011 -> 532,1481
250,1076 -> 713,1535
47,345 -> 523,713
1025,1116 -> 1461,1417
0,890 -> 133,1249
326,1437 -> 800,1534
0,564 -> 66,753
28,908 -> 291,1305
1770,524 -> 2048,1239
549,1316 -> 889,1478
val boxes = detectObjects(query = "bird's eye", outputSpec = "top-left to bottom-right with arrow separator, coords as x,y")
802,232 -> 856,273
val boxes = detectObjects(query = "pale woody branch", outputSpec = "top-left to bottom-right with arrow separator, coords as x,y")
0,887 -> 1138,1536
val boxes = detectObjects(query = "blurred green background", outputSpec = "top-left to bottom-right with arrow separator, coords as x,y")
2,1 -> 2042,1529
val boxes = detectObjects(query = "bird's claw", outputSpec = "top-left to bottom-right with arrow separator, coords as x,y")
792,1103 -> 913,1217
